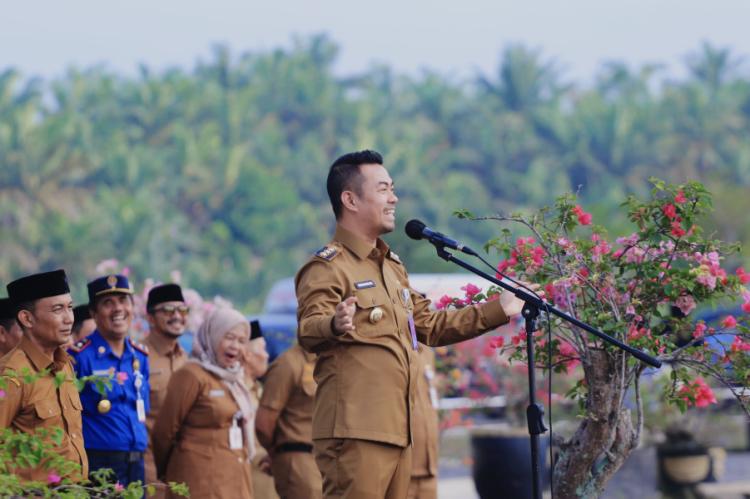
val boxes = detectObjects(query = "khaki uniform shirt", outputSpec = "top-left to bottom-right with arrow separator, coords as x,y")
0,336 -> 88,480
259,344 -> 317,449
412,346 -> 439,477
152,362 -> 253,499
295,225 -> 508,447
144,333 -> 187,494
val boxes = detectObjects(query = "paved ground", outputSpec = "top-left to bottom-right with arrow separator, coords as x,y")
436,450 -> 750,499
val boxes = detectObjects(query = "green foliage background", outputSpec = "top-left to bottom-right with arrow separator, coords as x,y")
2,35 -> 749,310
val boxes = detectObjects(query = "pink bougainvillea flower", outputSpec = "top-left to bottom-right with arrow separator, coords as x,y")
461,283 -> 481,300
435,295 -> 453,310
736,267 -> 750,285
489,336 -> 505,349
115,482 -> 124,492
116,371 -> 129,384
662,203 -> 677,220
674,294 -> 697,316
721,315 -> 737,329
47,472 -> 61,485
743,302 -> 750,314
0,389 -> 5,399
731,336 -> 750,353
674,190 -> 687,204
693,322 -> 707,339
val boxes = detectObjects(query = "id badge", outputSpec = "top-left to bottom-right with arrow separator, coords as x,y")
136,399 -> 146,423
229,420 -> 243,450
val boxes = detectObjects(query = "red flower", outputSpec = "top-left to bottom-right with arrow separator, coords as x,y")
721,315 -> 737,329
736,267 -> 750,285
674,190 -> 687,204
670,221 -> 686,238
742,302 -> 750,314
662,203 -> 677,220
572,205 -> 592,225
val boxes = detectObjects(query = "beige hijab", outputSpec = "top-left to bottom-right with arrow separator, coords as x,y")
191,307 -> 256,458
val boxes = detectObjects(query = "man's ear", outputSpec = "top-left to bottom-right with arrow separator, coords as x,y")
341,190 -> 358,213
17,309 -> 34,329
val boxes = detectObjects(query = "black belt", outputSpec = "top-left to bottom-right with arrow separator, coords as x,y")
86,449 -> 145,463
276,442 -> 313,454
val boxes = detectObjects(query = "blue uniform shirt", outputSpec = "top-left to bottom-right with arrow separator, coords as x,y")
69,330 -> 150,452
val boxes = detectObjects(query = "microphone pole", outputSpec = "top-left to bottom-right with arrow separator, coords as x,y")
422,241 -> 661,499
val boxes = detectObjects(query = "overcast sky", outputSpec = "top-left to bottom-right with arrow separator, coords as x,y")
2,0 -> 749,84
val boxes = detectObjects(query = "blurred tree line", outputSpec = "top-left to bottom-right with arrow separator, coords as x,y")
1,35 -> 749,309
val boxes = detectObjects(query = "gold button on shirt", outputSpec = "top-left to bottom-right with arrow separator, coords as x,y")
0,336 -> 88,481
295,225 -> 509,448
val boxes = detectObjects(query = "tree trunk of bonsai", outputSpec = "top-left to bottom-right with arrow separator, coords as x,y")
553,349 -> 639,498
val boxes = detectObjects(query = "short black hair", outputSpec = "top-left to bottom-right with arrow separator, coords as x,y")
0,317 -> 15,330
327,150 -> 383,219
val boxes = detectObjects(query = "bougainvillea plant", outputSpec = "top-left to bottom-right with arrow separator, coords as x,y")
445,179 -> 749,497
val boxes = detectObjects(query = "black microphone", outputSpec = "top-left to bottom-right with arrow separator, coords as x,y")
405,219 -> 478,256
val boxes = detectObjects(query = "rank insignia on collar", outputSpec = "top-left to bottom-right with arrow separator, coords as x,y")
315,245 -> 339,261
69,337 -> 91,353
389,251 -> 402,264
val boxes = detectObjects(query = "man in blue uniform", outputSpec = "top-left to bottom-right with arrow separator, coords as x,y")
69,274 -> 150,486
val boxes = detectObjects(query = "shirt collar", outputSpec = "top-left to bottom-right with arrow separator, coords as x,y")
90,330 -> 134,358
146,331 -> 184,357
334,225 -> 391,261
20,335 -> 70,372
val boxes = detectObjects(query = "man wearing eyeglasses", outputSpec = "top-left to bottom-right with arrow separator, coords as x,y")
143,283 -> 189,498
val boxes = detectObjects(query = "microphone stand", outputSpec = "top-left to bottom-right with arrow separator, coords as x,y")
431,244 -> 661,499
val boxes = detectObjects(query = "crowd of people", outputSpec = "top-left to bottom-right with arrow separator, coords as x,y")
1,149 -> 531,498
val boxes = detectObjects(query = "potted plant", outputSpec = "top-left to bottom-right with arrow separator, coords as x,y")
441,179 -> 749,498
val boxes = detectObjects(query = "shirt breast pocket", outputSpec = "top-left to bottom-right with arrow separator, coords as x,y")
34,398 -> 61,421
353,287 -> 389,338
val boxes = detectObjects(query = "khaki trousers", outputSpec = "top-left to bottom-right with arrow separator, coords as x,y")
407,475 -> 437,499
271,451 -> 323,499
314,438 -> 412,499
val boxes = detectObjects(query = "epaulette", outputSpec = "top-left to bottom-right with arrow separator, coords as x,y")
389,251 -> 402,264
69,337 -> 92,353
315,244 -> 340,262
130,338 -> 149,356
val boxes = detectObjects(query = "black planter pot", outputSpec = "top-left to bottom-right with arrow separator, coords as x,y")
471,425 -> 550,499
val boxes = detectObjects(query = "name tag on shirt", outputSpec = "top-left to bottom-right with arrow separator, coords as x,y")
92,369 -> 111,376
209,389 -> 226,398
136,399 -> 146,423
354,280 -> 376,289
229,420 -> 243,450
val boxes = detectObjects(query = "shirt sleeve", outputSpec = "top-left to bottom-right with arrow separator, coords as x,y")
152,366 -> 202,478
410,287 -> 509,347
295,260 -> 346,353
259,352 -> 297,412
0,373 -> 23,428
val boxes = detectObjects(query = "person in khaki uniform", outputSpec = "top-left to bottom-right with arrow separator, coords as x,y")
0,270 -> 88,481
0,297 -> 23,356
408,346 -> 439,499
243,321 -> 279,499
295,150 -> 533,498
256,343 -> 322,499
153,307 -> 255,499
143,283 -> 189,497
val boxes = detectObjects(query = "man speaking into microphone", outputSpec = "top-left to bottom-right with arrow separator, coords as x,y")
295,149 -> 535,499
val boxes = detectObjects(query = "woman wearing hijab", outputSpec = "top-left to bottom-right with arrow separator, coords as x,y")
153,307 -> 255,499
